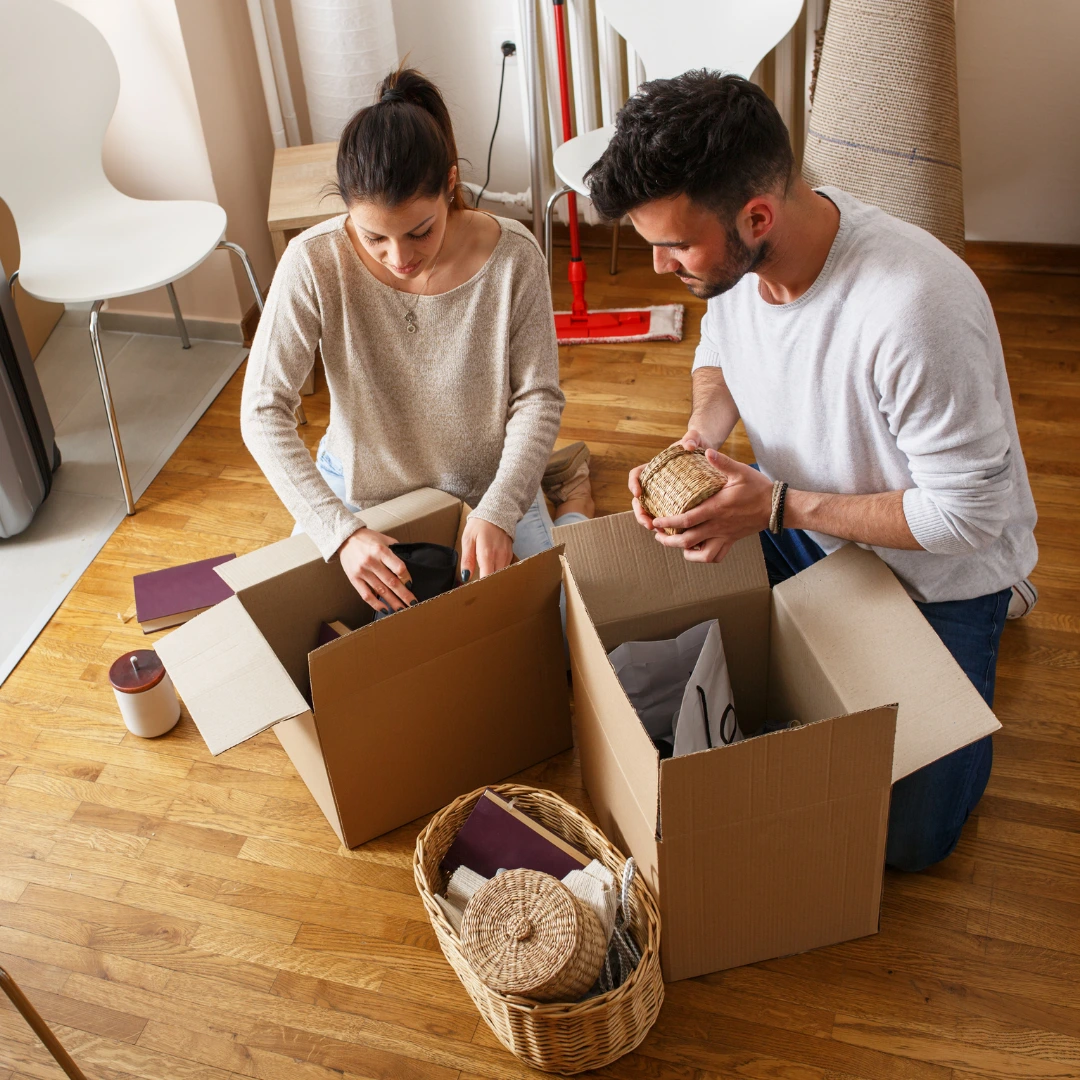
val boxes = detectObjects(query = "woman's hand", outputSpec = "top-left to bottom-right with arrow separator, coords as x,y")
460,516 -> 514,582
337,527 -> 417,613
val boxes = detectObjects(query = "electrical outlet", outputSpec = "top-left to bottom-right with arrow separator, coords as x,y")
490,28 -> 518,64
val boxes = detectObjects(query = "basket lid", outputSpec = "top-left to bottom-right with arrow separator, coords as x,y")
109,650 -> 167,694
460,868 -> 606,1002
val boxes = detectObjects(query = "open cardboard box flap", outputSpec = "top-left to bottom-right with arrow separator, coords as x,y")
155,594 -> 309,754
556,511 -> 767,647
310,543 -> 569,846
773,543 -> 1001,782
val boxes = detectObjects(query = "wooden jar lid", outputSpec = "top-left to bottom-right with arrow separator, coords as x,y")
109,650 -> 166,694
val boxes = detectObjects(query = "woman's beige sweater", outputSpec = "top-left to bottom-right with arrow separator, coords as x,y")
241,214 -> 564,561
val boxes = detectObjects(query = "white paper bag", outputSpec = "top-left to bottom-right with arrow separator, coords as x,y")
671,621 -> 742,756
608,620 -> 712,739
609,619 -> 741,757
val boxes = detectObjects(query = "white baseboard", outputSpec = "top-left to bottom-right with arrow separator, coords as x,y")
60,307 -> 243,344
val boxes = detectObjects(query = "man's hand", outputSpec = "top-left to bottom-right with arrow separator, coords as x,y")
650,449 -> 773,563
338,527 -> 417,613
460,516 -> 514,582
629,428 -> 713,530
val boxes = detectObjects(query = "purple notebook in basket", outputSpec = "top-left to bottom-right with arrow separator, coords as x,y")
440,789 -> 590,879
134,554 -> 236,631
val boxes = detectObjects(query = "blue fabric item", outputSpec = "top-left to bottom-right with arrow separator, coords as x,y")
759,524 -> 1009,873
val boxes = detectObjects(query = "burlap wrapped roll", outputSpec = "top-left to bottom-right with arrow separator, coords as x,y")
460,868 -> 607,1003
803,0 -> 965,256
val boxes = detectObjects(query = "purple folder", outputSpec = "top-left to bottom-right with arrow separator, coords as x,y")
441,789 -> 589,879
134,554 -> 236,625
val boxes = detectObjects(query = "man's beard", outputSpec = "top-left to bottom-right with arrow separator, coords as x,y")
677,226 -> 768,300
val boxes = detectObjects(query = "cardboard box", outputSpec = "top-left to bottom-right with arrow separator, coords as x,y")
554,512 -> 1001,981
157,489 -> 572,848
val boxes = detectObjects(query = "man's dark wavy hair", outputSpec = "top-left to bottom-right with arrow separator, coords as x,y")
585,70 -> 795,223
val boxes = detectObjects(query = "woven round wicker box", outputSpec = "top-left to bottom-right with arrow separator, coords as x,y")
639,445 -> 726,534
414,784 -> 664,1075
460,867 -> 608,1002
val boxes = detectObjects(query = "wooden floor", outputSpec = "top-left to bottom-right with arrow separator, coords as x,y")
2,241 -> 1079,1080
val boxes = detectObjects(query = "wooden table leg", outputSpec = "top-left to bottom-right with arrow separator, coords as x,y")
270,229 -> 288,263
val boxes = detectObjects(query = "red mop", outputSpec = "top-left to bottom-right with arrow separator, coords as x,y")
549,0 -> 684,346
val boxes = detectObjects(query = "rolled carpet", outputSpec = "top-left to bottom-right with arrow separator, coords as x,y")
803,0 -> 965,256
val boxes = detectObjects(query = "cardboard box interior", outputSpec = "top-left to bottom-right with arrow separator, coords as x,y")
159,489 -> 573,848
555,511 -> 1001,980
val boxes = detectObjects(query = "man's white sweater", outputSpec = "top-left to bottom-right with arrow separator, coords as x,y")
693,187 -> 1037,603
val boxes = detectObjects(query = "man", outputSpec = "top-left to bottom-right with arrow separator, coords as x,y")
585,71 -> 1038,872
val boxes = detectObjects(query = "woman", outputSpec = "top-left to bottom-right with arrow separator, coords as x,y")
242,68 -> 593,614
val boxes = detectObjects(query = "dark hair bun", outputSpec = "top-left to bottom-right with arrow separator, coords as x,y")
337,66 -> 466,209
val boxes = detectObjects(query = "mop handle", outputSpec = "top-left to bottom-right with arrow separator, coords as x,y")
551,0 -> 582,262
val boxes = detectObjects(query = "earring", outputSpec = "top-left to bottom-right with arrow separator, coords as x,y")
449,193 -> 455,204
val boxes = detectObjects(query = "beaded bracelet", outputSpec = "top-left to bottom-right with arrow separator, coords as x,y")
768,480 -> 789,535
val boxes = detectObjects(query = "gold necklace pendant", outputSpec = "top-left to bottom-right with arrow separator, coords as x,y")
405,311 -> 417,334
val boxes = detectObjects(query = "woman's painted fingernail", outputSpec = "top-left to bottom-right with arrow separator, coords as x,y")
404,580 -> 413,589
461,569 -> 471,583
409,600 -> 418,607
381,606 -> 391,614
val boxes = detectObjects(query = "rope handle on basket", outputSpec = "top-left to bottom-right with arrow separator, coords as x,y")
597,858 -> 642,993
619,859 -> 636,925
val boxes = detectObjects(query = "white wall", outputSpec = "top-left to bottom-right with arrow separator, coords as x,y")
956,0 -> 1080,244
391,0 -> 531,208
391,0 -> 1080,245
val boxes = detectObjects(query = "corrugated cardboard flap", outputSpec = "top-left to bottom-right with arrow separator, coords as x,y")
216,533 -> 321,592
156,595 -> 309,756
554,511 -> 767,639
655,706 -> 896,979
309,545 -> 571,847
310,545 -> 563,691
562,557 -> 661,840
774,544 -> 1001,782
215,488 -> 463,592
658,706 -> 897,835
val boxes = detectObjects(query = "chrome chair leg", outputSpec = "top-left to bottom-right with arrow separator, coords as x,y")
7,268 -> 18,291
544,185 -> 572,282
218,239 -> 264,314
165,282 -> 191,349
610,218 -> 621,276
218,239 -> 307,425
90,300 -> 135,515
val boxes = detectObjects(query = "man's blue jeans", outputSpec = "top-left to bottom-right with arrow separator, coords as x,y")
760,526 -> 1010,873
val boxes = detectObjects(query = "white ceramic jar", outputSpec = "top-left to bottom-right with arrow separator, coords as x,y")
108,649 -> 180,737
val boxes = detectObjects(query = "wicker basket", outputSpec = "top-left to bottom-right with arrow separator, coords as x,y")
414,784 -> 664,1075
639,445 -> 726,534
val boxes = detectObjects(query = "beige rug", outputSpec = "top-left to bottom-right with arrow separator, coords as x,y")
0,323 -> 246,685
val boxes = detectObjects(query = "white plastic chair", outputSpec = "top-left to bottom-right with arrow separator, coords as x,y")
0,0 -> 301,517
544,0 -> 805,275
